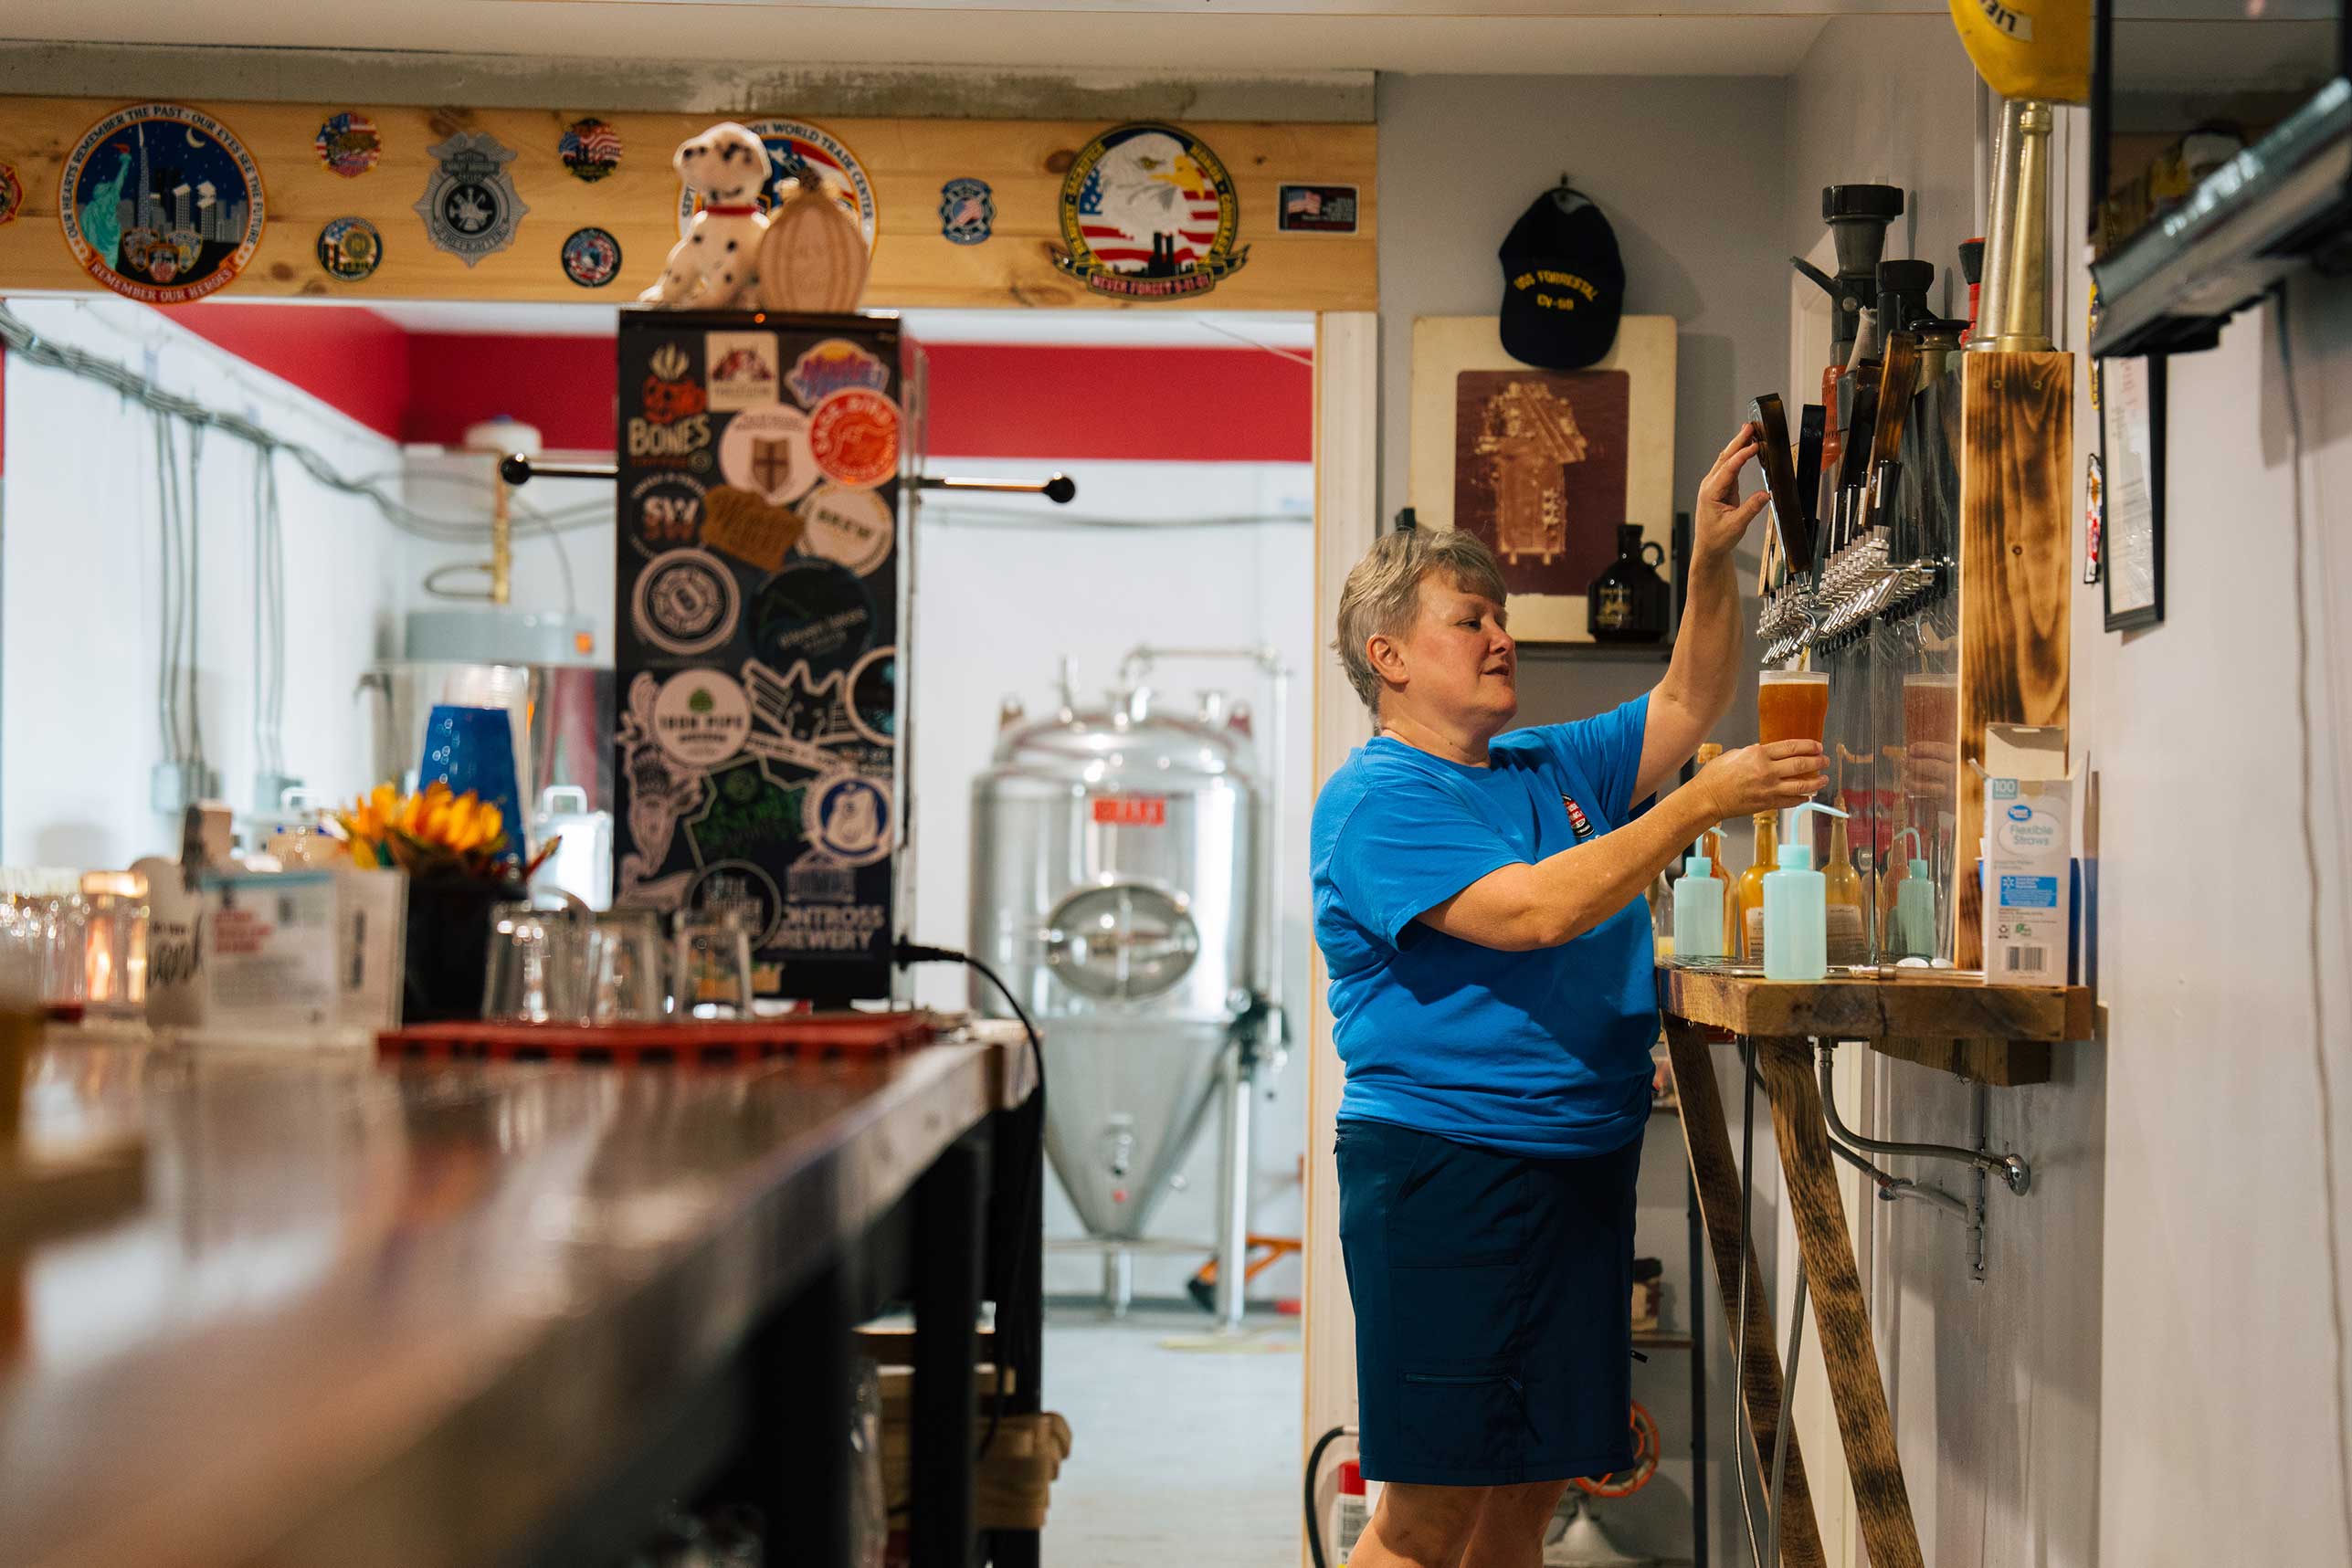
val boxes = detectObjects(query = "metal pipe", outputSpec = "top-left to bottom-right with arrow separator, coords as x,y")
1822,1131 -> 1974,1222
1816,1043 -> 2030,1194
914,472 -> 1077,503
1986,100 -> 2057,353
1765,1260 -> 1807,1568
498,454 -> 617,486
1212,1040 -> 1253,1331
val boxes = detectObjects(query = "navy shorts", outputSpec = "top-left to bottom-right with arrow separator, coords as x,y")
1337,1117 -> 1643,1487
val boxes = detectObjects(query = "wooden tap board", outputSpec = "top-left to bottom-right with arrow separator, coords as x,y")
0,96 -> 1376,310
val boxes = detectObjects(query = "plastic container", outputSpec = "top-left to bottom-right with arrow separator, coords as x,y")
1332,1458 -> 1370,1564
1762,802 -> 1851,981
1893,826 -> 1936,960
1672,854 -> 1726,963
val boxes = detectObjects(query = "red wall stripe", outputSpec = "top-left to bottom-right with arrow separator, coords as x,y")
402,332 -> 617,451
168,302 -> 410,440
153,311 -> 1313,466
919,342 -> 1312,462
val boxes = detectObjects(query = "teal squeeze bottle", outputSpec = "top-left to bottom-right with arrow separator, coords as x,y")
1893,826 -> 1936,961
1673,853 -> 1725,962
1763,802 -> 1851,981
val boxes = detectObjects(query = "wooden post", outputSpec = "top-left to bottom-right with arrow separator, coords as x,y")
1754,1037 -> 1925,1568
1954,349 -> 2073,968
1662,1018 -> 1828,1568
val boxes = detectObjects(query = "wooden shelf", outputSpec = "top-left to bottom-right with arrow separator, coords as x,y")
1656,965 -> 2092,1087
1632,1327 -> 1694,1350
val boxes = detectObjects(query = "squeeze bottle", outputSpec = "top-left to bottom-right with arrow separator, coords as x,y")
1763,802 -> 1851,981
1672,854 -> 1726,962
1893,826 -> 1936,961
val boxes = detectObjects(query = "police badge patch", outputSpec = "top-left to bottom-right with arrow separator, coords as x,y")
414,132 -> 526,267
938,178 -> 993,246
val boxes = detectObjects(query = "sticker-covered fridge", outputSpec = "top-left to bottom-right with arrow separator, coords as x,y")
612,309 -> 922,1005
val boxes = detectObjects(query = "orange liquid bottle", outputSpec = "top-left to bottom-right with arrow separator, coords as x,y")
1823,814 -> 1867,967
1736,810 -> 1778,963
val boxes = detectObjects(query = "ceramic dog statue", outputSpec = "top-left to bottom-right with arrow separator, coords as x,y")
639,122 -> 770,309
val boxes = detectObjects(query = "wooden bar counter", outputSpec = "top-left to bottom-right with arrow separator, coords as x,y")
1655,965 -> 2092,1568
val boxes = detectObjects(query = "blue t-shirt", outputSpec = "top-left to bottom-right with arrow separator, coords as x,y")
1311,695 -> 1658,1159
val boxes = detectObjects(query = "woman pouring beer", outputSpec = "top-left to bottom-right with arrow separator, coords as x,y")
1311,425 -> 1825,1568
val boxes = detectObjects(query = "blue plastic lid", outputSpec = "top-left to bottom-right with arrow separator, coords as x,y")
1686,855 -> 1714,879
1908,858 -> 1931,879
1777,842 -> 1813,869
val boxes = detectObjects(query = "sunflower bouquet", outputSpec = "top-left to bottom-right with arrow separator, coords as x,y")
334,782 -> 558,881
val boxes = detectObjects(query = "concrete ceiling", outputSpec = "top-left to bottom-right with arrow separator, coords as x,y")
2,0 -> 1935,78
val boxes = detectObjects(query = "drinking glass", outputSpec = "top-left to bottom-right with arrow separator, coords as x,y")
1758,669 -> 1830,747
482,897 -> 591,1024
673,915 -> 754,1019
586,910 -> 667,1023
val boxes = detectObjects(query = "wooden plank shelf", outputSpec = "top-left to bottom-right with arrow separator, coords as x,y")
1657,966 -> 2089,1087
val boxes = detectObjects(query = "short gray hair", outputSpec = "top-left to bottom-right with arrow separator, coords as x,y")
1331,528 -> 1508,714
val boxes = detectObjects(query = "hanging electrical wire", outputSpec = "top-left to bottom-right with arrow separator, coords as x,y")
0,303 -> 611,548
251,446 -> 288,783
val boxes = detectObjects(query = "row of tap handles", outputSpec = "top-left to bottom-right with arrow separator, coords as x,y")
1754,184 -> 1980,658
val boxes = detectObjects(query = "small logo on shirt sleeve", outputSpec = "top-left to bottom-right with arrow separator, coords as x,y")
1562,795 -> 1595,841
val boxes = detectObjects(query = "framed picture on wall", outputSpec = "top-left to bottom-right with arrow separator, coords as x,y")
2101,353 -> 2165,632
1408,315 -> 1677,644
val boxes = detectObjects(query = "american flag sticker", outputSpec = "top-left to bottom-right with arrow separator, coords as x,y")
1279,184 -> 1359,235
558,118 -> 622,183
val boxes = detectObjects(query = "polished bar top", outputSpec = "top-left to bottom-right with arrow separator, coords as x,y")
1658,963 -> 2093,1043
0,1032 -> 1025,1568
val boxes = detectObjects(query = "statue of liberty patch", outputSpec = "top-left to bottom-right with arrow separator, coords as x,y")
415,132 -> 526,267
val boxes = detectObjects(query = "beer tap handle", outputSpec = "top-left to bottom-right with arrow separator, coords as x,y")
1791,256 -> 1838,300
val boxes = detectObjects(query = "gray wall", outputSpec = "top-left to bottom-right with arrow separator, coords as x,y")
1374,71 -> 1795,1564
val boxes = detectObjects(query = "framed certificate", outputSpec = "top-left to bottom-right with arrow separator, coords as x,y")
2101,353 -> 2165,632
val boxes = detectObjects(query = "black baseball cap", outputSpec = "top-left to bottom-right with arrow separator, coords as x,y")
1499,184 -> 1625,371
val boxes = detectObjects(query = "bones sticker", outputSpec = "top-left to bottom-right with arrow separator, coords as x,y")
808,389 -> 901,490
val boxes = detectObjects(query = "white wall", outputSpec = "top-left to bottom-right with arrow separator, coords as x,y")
2075,222 -> 2352,1565
1,298 -> 403,867
906,454 -> 1317,1303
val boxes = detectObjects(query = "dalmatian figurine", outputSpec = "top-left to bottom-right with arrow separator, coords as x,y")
639,122 -> 769,309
